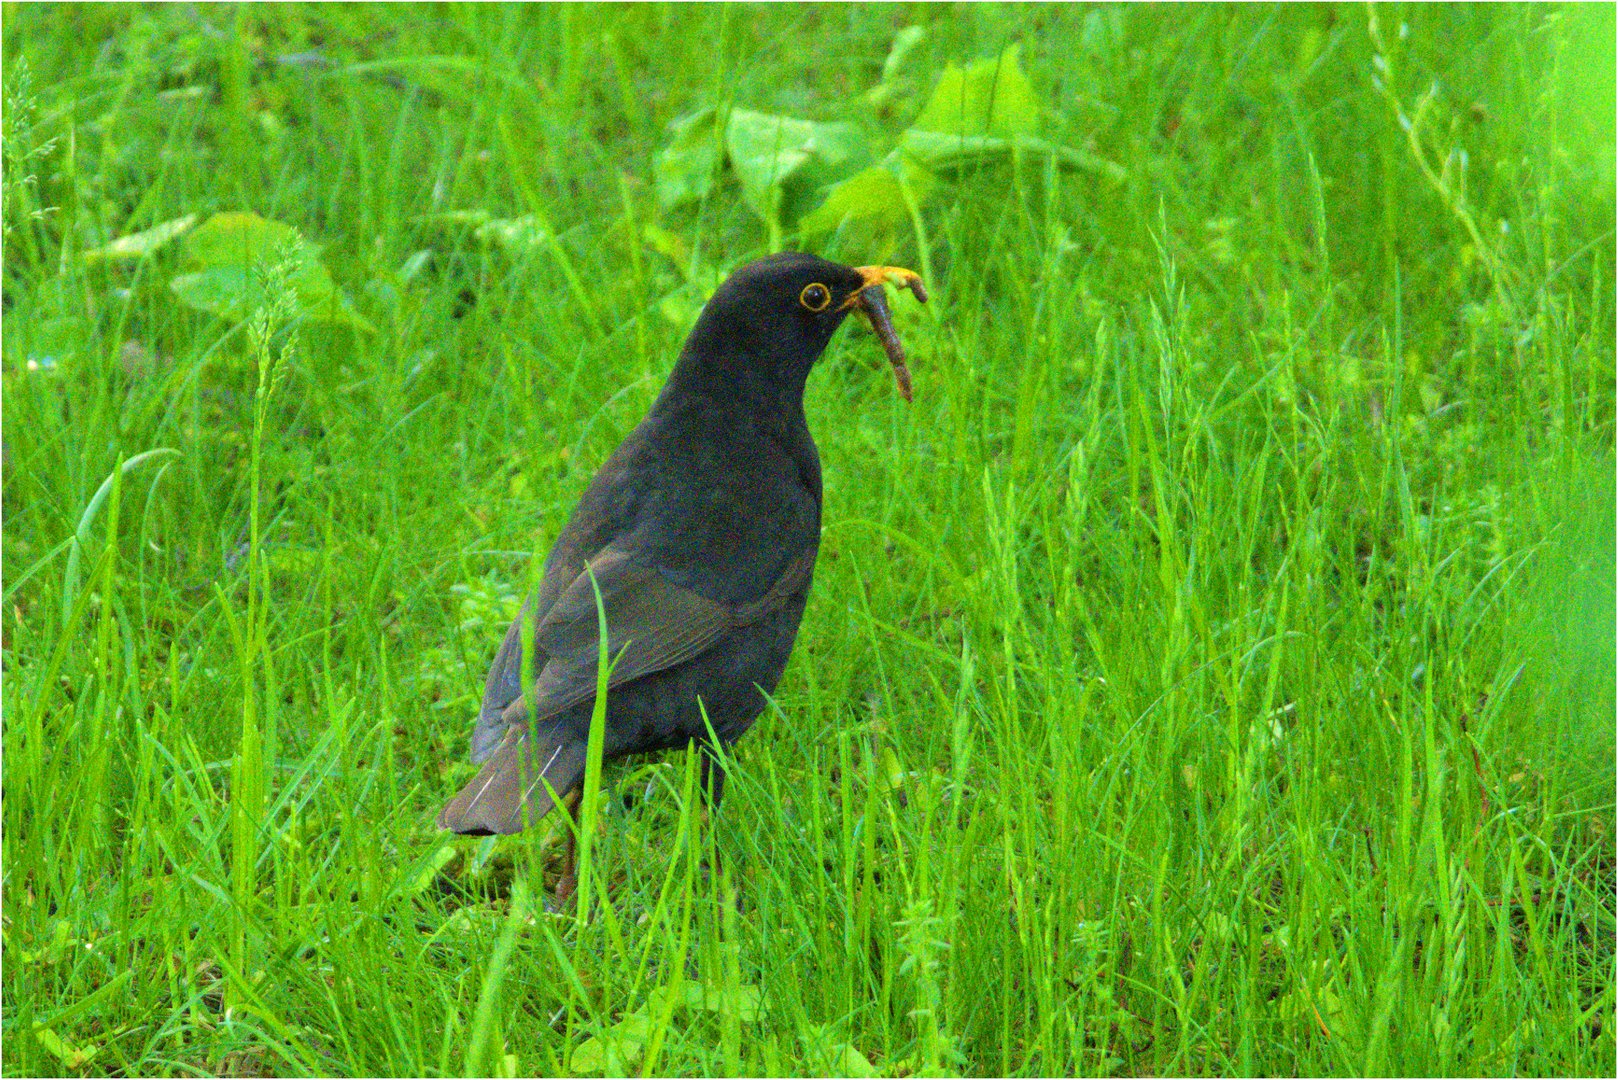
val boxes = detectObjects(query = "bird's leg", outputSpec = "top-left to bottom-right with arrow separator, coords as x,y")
697,742 -> 745,911
697,743 -> 728,810
697,744 -> 722,880
551,788 -> 583,911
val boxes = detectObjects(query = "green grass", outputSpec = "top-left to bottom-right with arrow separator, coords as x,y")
4,3 -> 1614,1075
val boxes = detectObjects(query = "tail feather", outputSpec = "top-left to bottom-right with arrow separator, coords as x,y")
437,725 -> 588,836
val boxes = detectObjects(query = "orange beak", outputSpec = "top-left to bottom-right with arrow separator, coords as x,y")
840,265 -> 929,309
841,265 -> 928,402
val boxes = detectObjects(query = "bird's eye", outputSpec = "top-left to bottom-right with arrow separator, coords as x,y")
799,283 -> 832,312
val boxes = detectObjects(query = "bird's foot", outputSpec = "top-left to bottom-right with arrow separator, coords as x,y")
545,872 -> 578,915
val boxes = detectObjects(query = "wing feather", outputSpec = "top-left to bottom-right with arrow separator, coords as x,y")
477,543 -> 815,739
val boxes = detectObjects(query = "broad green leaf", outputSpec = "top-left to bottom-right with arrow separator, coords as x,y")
647,978 -> 764,1022
802,1024 -> 880,1078
33,1027 -> 100,1069
725,110 -> 867,221
901,128 -> 1006,164
882,26 -> 928,83
911,43 -> 1040,138
183,211 -> 315,270
726,110 -> 813,214
900,130 -> 1124,180
655,107 -> 723,210
567,1035 -> 610,1074
171,266 -> 307,313
713,984 -> 763,1022
169,211 -> 375,330
299,289 -> 377,332
169,267 -> 373,330
799,165 -> 908,235
831,1043 -> 879,1078
798,152 -> 939,239
170,261 -> 372,331
569,1013 -> 651,1074
84,213 -> 197,263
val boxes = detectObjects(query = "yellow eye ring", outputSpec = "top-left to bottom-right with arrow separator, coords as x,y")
799,282 -> 832,312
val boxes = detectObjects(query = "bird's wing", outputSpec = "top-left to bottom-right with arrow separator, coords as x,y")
486,541 -> 815,732
471,488 -> 621,762
470,610 -> 533,762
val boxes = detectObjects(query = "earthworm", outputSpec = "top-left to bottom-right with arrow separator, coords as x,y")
855,272 -> 927,402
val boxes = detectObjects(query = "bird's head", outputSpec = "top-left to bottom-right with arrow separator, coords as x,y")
673,252 -> 927,405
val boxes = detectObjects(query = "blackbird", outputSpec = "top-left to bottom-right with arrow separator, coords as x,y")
437,253 -> 926,898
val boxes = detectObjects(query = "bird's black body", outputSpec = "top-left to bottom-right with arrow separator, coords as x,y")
438,253 -> 898,838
